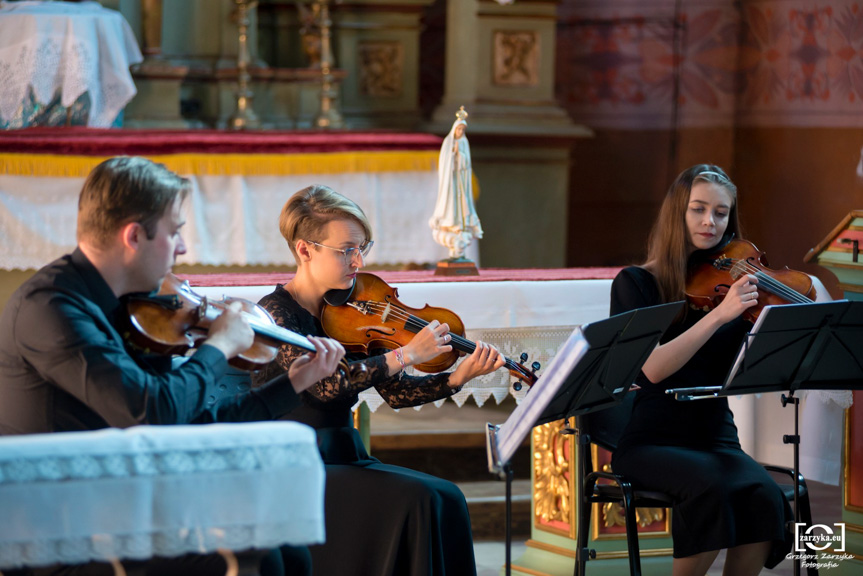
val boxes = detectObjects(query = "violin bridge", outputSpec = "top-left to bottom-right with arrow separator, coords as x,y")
381,302 -> 392,324
347,301 -> 371,315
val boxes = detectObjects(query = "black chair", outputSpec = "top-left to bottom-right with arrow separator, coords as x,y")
574,395 -> 817,576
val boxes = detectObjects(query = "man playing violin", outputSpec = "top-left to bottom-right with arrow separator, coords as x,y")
609,164 -> 831,576
0,157 -> 346,575
251,184 -> 505,576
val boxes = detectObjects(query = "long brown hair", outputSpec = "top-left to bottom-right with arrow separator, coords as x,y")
644,164 -> 742,303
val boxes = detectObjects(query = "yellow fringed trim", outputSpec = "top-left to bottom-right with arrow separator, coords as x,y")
0,151 -> 440,177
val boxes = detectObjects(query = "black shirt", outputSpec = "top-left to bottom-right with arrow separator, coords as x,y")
0,249 -> 299,435
610,266 -> 748,452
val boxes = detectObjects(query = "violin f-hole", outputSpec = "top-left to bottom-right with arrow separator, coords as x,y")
365,327 -> 397,338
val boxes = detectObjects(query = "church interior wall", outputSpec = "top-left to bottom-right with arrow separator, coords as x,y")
557,0 -> 863,299
733,127 -> 863,295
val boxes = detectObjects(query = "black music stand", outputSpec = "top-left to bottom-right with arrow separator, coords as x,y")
670,300 -> 863,576
486,302 -> 683,576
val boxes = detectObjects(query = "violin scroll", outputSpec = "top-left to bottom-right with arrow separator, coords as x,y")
511,353 -> 541,392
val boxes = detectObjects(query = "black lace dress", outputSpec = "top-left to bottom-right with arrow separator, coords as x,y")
610,266 -> 791,566
252,285 -> 476,576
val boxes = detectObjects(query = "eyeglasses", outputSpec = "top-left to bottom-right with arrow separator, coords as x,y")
306,240 -> 374,263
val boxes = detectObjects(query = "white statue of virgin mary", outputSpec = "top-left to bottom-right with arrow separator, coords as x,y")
429,107 -> 483,260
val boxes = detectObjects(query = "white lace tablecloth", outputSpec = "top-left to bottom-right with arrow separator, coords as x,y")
0,0 -> 142,128
0,422 -> 325,569
0,170 -> 473,269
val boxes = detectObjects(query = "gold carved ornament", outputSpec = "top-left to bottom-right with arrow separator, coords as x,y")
533,419 -> 574,536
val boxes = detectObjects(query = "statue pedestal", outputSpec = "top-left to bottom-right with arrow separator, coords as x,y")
434,258 -> 479,277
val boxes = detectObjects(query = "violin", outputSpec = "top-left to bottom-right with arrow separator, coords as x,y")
685,238 -> 816,322
319,272 -> 541,390
123,273 -> 355,376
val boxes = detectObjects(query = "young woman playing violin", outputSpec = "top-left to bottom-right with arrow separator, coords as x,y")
610,164 -> 830,576
251,184 -> 506,576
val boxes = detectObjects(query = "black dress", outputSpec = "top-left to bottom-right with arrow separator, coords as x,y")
610,266 -> 791,566
252,285 -> 476,576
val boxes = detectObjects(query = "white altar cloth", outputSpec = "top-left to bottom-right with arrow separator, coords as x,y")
0,422 -> 325,569
0,171 -> 471,270
0,1 -> 142,128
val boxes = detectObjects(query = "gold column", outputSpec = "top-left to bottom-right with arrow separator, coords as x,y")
140,0 -> 163,61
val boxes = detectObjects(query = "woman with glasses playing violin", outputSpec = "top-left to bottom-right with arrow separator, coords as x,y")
610,164 -> 830,576
251,184 -> 505,576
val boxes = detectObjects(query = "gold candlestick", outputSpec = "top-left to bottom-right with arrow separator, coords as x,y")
228,0 -> 261,130
313,0 -> 343,129
140,0 -> 163,61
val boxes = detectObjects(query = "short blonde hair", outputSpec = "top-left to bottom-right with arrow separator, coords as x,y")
279,185 -> 373,258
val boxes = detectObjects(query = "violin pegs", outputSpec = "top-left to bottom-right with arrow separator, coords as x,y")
531,361 -> 541,373
512,381 -> 522,392
520,352 -> 528,363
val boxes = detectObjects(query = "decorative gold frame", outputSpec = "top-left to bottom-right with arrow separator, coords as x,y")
492,30 -> 540,87
533,418 -> 576,539
357,41 -> 404,98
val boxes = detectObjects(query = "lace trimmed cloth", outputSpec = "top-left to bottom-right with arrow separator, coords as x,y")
0,422 -> 325,569
0,1 -> 142,128
0,170 -> 463,270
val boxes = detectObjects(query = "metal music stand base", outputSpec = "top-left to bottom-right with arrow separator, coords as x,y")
781,392 -> 803,576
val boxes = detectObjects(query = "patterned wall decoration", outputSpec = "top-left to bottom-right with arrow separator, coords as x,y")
493,30 -> 540,86
556,0 -> 863,128
358,41 -> 403,98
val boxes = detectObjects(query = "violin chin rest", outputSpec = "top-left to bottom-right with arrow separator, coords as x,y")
323,281 -> 356,307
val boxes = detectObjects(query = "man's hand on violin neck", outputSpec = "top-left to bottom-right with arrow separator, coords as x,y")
288,336 -> 347,393
205,301 -> 255,359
